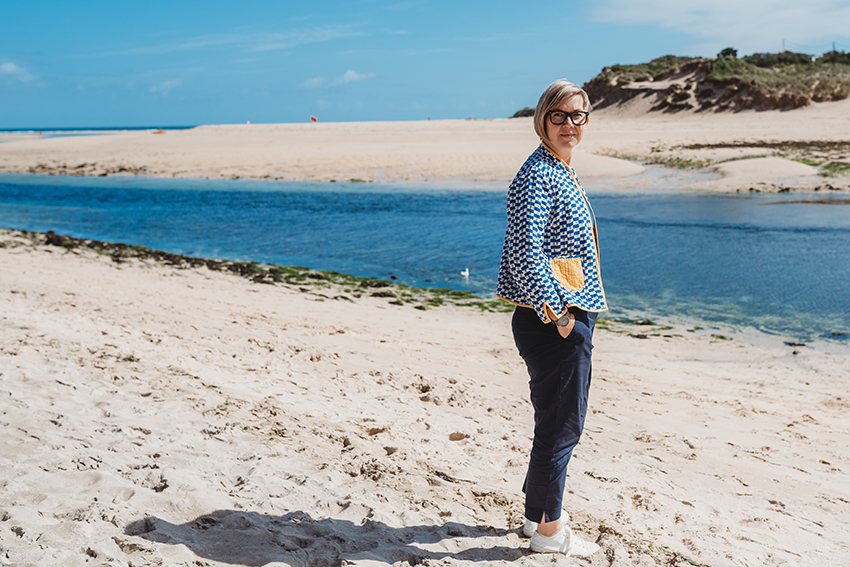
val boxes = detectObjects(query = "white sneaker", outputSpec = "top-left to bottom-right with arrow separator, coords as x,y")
529,525 -> 600,558
567,532 -> 602,558
520,512 -> 570,538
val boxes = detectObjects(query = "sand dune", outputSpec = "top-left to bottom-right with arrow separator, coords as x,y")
2,229 -> 849,566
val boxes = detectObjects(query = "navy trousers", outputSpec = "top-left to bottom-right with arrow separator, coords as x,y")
511,305 -> 597,523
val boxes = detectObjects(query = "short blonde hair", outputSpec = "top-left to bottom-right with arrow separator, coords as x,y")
533,79 -> 592,140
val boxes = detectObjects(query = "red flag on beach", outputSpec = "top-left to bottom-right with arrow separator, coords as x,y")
310,115 -> 318,122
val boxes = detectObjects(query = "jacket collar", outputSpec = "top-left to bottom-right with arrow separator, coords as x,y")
538,142 -> 574,173
537,142 -> 581,187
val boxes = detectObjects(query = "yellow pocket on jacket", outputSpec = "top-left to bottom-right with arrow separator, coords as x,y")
551,257 -> 585,291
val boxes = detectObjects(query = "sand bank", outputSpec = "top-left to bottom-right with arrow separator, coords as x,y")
2,98 -> 849,192
1,228 -> 849,566
584,97 -> 850,192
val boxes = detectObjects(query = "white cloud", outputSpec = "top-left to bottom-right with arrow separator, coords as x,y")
333,69 -> 376,85
1,61 -> 36,82
86,25 -> 362,59
249,26 -> 362,52
149,79 -> 182,96
591,0 -> 850,54
302,70 -> 376,89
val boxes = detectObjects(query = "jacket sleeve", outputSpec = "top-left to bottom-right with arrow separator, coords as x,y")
504,166 -> 567,323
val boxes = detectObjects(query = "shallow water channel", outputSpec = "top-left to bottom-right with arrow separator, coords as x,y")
1,173 -> 848,344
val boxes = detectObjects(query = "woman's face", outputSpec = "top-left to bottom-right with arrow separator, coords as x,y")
543,94 -> 587,164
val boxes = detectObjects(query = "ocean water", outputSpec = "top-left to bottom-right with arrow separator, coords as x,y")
1,173 -> 848,345
0,126 -> 195,140
0,126 -> 195,134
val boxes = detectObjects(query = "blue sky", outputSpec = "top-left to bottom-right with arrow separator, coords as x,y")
2,0 -> 850,128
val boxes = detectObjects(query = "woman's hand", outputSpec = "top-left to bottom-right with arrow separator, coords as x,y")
556,312 -> 575,338
546,307 -> 575,339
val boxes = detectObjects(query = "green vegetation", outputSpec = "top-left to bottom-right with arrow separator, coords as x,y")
820,161 -> 850,176
644,155 -> 714,169
743,51 -> 814,67
609,153 -> 716,169
602,55 -> 702,84
820,50 -> 850,65
609,147 -> 850,179
788,156 -> 850,177
789,157 -> 821,166
704,53 -> 850,103
706,56 -> 752,79
584,49 -> 850,114
740,49 -> 850,68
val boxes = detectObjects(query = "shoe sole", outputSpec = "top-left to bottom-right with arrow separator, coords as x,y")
529,545 -> 564,554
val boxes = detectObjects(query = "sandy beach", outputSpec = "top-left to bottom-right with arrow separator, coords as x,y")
2,101 -> 850,566
1,98 -> 849,192
7,0 -> 850,563
1,228 -> 849,567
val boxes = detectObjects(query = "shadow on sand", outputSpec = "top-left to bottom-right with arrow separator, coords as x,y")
125,509 -> 529,566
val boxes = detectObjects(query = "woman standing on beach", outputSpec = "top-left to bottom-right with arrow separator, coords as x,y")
497,79 -> 606,557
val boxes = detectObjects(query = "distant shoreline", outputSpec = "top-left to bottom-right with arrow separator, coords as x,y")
0,126 -> 196,133
1,105 -> 849,192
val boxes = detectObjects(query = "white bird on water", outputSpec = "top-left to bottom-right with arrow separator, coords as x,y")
460,268 -> 470,278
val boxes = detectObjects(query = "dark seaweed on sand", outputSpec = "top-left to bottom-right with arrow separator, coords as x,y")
5,228 -> 513,314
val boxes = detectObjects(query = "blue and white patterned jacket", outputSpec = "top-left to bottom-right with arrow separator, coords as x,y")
496,143 -> 608,322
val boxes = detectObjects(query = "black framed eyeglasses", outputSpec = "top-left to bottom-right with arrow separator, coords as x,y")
546,110 -> 590,126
